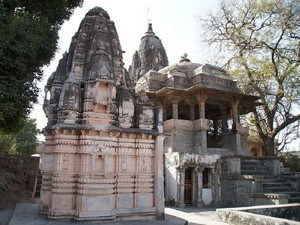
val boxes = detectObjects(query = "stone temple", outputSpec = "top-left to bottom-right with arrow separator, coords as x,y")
42,7 -> 164,220
41,7 -> 300,222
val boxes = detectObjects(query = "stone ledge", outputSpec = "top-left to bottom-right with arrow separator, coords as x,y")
217,203 -> 300,225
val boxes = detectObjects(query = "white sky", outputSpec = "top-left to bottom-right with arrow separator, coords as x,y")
30,0 -> 220,141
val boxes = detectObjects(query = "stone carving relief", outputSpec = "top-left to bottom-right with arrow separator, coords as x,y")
117,83 -> 134,128
121,156 -> 127,172
141,156 -> 153,173
136,90 -> 155,130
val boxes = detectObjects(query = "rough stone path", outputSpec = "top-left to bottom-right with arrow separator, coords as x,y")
4,203 -> 228,225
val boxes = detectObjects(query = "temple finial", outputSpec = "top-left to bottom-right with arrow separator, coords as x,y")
180,53 -> 190,62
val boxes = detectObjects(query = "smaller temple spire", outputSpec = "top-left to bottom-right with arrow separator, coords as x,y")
130,21 -> 168,84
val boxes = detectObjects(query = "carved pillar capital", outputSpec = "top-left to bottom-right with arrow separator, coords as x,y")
152,96 -> 165,107
185,98 -> 195,105
170,96 -> 181,104
195,92 -> 207,103
176,166 -> 185,173
195,164 -> 205,173
232,97 -> 240,107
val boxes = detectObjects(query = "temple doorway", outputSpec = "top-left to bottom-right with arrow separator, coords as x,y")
184,168 -> 194,205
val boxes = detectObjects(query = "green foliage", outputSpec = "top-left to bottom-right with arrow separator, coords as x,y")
0,134 -> 16,154
280,152 -> 300,172
0,0 -> 83,134
200,0 -> 300,155
14,118 -> 40,155
0,117 -> 40,155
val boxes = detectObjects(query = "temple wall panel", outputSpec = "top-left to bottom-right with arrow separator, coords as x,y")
42,130 -> 159,220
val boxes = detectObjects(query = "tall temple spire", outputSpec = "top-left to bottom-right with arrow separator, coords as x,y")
43,7 -> 126,127
129,23 -> 168,85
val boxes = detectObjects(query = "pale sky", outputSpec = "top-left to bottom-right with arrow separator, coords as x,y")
30,0 -> 220,140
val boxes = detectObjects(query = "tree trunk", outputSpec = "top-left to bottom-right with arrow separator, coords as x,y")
262,138 -> 275,156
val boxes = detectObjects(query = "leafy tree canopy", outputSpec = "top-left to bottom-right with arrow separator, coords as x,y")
200,0 -> 300,156
0,133 -> 15,154
14,117 -> 40,155
0,117 -> 40,155
0,0 -> 83,133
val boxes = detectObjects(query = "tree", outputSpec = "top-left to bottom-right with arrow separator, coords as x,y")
280,152 -> 300,172
0,117 -> 40,155
0,134 -> 15,154
200,0 -> 300,156
14,118 -> 40,155
0,0 -> 83,133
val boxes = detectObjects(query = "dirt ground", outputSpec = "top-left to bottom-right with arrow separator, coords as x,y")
0,169 -> 34,210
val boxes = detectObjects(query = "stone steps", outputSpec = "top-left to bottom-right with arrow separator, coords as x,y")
232,157 -> 300,206
262,182 -> 294,188
260,176 -> 299,204
289,192 -> 300,203
240,159 -> 273,176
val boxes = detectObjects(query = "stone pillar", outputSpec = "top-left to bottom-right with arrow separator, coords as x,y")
221,104 -> 228,132
177,167 -> 185,207
232,99 -> 240,128
156,99 -> 167,122
154,138 -> 165,218
172,100 -> 179,120
154,107 -> 164,219
199,100 -> 205,119
163,104 -> 167,121
195,165 -> 204,207
196,94 -> 207,153
212,163 -> 222,207
186,99 -> 195,121
221,105 -> 230,148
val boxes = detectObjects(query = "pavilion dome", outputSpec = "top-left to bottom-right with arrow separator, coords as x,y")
159,54 -> 234,81
158,55 -> 202,79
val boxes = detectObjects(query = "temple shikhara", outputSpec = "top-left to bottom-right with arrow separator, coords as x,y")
41,7 -> 299,222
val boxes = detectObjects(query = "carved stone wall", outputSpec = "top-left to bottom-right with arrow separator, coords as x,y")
41,130 -> 162,220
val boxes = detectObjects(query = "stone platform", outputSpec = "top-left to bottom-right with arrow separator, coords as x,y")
7,203 -> 228,225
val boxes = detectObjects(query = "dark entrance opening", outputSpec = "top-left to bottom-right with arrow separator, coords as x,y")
203,168 -> 212,188
184,168 -> 193,205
